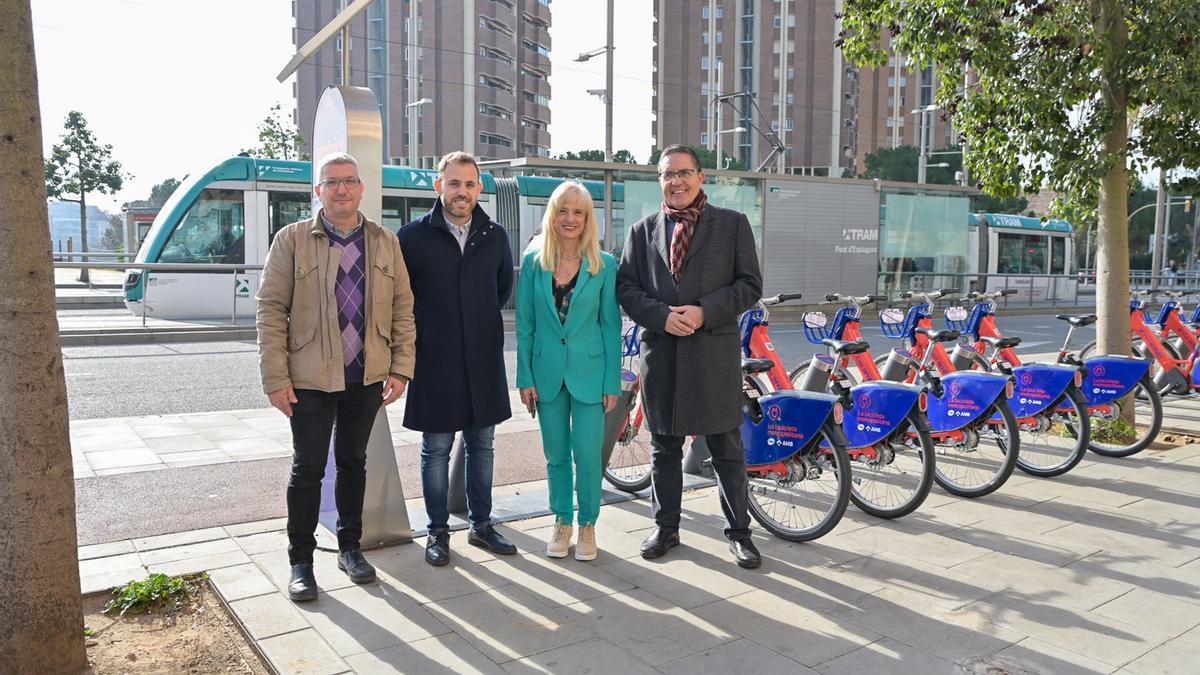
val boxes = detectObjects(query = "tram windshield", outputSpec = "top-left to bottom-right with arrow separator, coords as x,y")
159,188 -> 245,264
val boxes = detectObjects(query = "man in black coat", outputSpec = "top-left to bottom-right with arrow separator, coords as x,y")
617,144 -> 764,569
398,151 -> 517,566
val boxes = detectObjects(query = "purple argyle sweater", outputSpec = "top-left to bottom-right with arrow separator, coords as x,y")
324,221 -> 366,388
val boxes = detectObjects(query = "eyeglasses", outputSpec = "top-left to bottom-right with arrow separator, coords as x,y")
658,168 -> 699,181
319,177 -> 362,190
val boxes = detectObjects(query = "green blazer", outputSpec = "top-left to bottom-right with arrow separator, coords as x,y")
516,248 -> 622,404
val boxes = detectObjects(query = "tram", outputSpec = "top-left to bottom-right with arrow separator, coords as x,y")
968,212 -> 1076,301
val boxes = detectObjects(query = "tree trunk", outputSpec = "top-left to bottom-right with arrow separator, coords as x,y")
77,193 -> 89,283
0,2 -> 87,673
1094,0 -> 1134,427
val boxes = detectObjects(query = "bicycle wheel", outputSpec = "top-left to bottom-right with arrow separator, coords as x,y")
933,399 -> 1020,498
849,411 -> 935,519
603,399 -> 653,492
1015,385 -> 1090,478
1089,376 -> 1163,457
1078,340 -> 1098,361
747,421 -> 851,542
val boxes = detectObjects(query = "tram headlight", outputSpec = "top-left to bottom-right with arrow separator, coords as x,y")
123,272 -> 141,290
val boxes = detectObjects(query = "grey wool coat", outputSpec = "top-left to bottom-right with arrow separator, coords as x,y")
617,203 -> 763,436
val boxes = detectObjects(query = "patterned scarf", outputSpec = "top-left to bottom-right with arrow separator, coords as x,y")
662,189 -> 708,282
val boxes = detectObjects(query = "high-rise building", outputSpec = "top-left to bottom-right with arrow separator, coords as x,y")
651,0 -> 954,176
292,0 -> 552,167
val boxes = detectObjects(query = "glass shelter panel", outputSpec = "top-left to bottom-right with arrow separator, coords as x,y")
879,192 -> 971,291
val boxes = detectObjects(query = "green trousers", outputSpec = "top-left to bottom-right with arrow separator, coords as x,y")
536,386 -> 604,526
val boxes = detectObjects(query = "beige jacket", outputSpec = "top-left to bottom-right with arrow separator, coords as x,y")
257,213 -> 416,394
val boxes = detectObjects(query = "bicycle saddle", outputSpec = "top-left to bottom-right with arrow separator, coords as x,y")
919,327 -> 960,343
1055,313 -> 1097,327
741,358 -> 776,374
821,338 -> 870,355
979,335 -> 1022,349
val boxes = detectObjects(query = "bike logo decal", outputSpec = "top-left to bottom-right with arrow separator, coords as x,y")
1093,365 -> 1106,377
1019,372 -> 1034,386
949,381 -> 963,397
767,404 -> 782,421
857,392 -> 872,409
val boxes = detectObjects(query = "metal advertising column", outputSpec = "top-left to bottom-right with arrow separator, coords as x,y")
312,85 -> 412,549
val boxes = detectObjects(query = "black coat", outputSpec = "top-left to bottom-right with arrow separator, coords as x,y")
617,204 -> 762,436
398,201 -> 514,432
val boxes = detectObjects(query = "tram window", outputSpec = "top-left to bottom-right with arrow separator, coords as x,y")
408,198 -> 435,222
382,196 -> 406,233
160,189 -> 245,264
996,232 -> 1047,274
268,191 -> 312,246
1051,237 -> 1066,274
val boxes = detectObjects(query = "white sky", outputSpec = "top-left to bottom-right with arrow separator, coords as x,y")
31,0 -> 654,213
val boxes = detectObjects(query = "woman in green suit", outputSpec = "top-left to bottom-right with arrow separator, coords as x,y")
516,181 -> 622,560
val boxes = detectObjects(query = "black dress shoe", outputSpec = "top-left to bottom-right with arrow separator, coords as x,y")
640,527 -> 680,559
729,537 -> 762,569
287,562 -> 318,602
337,549 -> 376,583
425,532 -> 450,567
467,525 -> 517,555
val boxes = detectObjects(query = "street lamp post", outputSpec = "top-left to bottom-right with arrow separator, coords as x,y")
405,98 -> 431,167
576,0 -> 616,242
910,104 -> 938,184
716,126 -> 746,170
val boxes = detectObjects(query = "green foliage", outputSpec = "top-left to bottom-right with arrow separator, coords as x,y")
148,178 -> 181,207
554,149 -> 638,163
1092,417 -> 1137,445
861,144 -> 919,182
243,103 -> 306,161
839,0 -> 1200,219
103,573 -> 191,617
647,145 -> 748,171
44,111 -> 128,204
101,214 -> 123,251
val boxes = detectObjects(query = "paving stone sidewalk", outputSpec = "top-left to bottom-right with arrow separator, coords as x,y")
79,441 -> 1200,674
69,390 -> 541,479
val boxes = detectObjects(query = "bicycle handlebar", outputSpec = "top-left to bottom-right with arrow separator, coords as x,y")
760,292 -> 802,306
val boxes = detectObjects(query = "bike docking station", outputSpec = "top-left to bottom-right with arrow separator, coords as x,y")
310,83 -> 413,551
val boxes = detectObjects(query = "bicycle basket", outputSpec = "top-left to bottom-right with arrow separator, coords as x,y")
879,307 -> 908,339
1153,300 -> 1178,327
802,311 -> 832,345
621,324 -> 642,357
943,305 -> 971,333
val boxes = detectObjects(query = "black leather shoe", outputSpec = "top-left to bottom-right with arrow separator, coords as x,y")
425,532 -> 450,567
640,528 -> 680,559
287,562 -> 317,602
729,538 -> 762,569
467,525 -> 517,555
337,549 -> 376,583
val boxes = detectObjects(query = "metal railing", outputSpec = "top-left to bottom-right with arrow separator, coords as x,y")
53,261 -> 262,327
875,271 -> 1085,308
1077,268 -> 1200,291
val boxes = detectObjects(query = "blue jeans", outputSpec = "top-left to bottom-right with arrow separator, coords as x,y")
420,425 -> 496,536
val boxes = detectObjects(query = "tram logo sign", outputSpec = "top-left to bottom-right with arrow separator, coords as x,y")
842,228 -> 878,242
234,277 -> 252,298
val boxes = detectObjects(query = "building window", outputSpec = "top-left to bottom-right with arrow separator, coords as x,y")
520,116 -> 546,130
702,31 -> 723,44
522,90 -> 550,107
521,38 -> 550,56
700,132 -> 709,146
479,45 -> 514,66
479,15 -> 514,37
521,12 -> 549,30
479,132 -> 514,148
702,5 -> 724,18
479,103 -> 513,120
489,0 -> 513,9
478,74 -> 514,94
521,143 -> 551,157
520,64 -> 548,81
773,15 -> 796,29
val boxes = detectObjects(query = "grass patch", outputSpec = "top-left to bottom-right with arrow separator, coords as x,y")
104,573 -> 196,618
1092,418 -> 1137,445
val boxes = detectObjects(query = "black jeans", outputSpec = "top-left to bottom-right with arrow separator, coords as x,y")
286,382 -> 383,564
649,428 -> 751,540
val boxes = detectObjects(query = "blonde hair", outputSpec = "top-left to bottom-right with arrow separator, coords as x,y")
535,181 -> 603,273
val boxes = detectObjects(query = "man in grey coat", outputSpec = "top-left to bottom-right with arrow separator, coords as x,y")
617,144 -> 764,569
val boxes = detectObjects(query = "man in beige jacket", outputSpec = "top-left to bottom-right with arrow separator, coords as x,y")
257,152 -> 416,602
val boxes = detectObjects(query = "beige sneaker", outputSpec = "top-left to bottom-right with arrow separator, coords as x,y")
547,524 -> 572,558
575,524 -> 598,561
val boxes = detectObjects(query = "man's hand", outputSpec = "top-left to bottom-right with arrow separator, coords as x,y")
670,305 -> 704,330
602,394 -> 619,413
268,386 -> 298,417
382,375 -> 407,406
520,387 -> 539,418
664,311 -> 695,336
